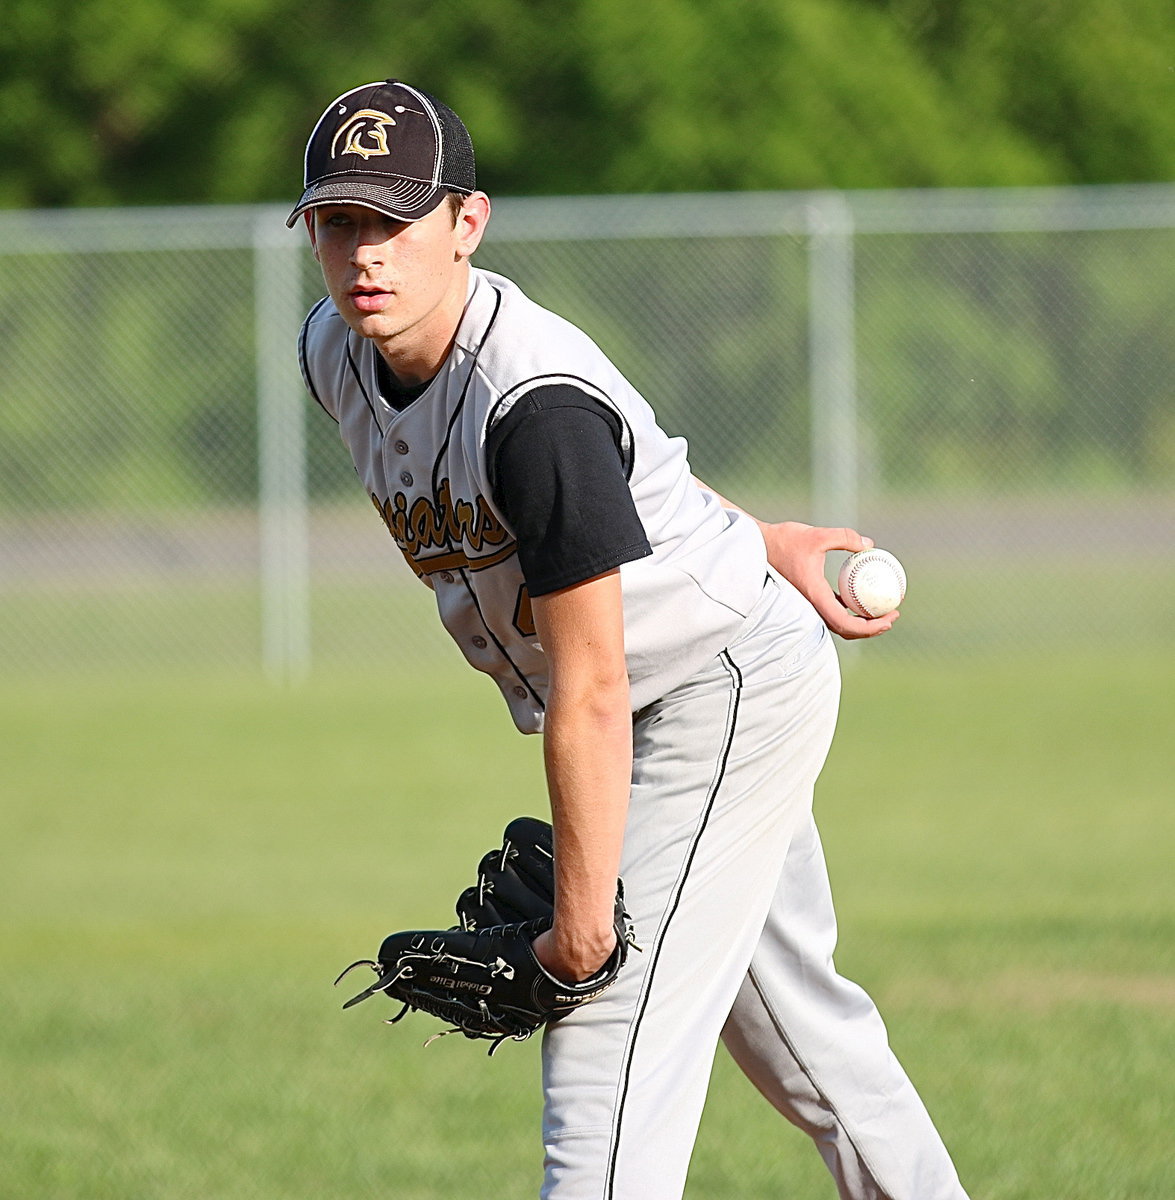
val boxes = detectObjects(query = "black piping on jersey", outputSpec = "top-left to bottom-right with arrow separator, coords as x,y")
487,373 -> 638,481
298,297 -> 338,424
432,287 -> 544,711
604,648 -> 745,1198
428,288 -> 500,497
344,334 -> 386,435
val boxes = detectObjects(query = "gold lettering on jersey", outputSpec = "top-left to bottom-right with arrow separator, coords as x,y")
371,479 -> 514,577
512,585 -> 536,638
331,109 -> 396,160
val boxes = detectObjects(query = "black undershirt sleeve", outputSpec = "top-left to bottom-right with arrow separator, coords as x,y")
487,384 -> 653,597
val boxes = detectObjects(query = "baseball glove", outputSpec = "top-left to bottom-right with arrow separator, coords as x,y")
455,815 -> 556,930
335,817 -> 634,1054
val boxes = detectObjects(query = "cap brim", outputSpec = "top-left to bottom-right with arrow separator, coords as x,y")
285,178 -> 450,228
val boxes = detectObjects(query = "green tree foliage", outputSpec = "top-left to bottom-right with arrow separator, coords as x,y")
1,0 -> 1172,209
876,0 -> 1175,184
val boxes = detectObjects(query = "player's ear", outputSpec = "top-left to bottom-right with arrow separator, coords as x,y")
454,192 -> 491,260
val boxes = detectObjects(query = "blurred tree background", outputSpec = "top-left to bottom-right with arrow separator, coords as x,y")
1,0 -> 1172,210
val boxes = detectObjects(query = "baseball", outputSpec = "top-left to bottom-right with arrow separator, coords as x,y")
837,548 -> 907,618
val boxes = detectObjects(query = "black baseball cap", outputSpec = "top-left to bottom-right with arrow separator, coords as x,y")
286,79 -> 476,228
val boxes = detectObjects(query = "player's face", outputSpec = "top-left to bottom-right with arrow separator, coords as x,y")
308,197 -> 488,373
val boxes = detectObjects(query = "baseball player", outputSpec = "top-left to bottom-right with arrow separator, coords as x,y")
290,78 -> 971,1200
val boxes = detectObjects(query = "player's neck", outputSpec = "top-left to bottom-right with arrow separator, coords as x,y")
376,341 -> 447,389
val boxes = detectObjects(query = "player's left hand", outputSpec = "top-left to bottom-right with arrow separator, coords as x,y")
759,522 -> 898,640
334,818 -> 635,1054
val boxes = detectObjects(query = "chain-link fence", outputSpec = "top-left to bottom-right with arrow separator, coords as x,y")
2,185 -> 1173,679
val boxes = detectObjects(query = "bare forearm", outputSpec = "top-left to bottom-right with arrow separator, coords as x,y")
530,569 -> 633,981
542,679 -> 632,971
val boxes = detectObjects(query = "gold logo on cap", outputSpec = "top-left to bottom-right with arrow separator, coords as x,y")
331,109 -> 397,160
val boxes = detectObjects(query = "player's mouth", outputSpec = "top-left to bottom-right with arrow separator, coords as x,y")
350,287 -> 392,313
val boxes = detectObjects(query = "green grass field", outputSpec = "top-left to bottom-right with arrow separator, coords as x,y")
3,648 -> 1172,1199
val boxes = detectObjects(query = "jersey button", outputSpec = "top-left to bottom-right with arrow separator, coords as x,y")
393,439 -> 410,454
472,636 -> 487,649
438,571 -> 454,584
512,686 -> 528,699
399,471 -> 413,486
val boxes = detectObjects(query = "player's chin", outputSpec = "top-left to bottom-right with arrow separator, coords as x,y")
343,308 -> 398,340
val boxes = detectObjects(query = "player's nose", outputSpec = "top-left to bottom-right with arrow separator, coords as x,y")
350,239 -> 385,270
348,219 -> 391,269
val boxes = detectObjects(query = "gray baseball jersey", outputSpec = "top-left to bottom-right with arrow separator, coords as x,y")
299,266 -> 818,731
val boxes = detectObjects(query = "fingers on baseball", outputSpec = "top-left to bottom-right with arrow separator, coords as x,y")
832,599 -> 899,638
821,527 -> 873,553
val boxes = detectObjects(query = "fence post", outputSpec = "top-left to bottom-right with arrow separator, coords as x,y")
806,193 -> 859,535
254,214 -> 310,683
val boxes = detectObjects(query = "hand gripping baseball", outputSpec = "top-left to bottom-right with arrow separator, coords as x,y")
335,818 -> 634,1054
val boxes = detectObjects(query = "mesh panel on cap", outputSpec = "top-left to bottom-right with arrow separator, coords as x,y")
429,94 -> 476,193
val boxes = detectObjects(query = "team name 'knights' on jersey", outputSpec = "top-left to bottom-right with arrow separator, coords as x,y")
299,267 -> 817,733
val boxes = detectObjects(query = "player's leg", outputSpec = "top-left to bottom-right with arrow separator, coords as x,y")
720,814 -> 970,1200
540,589 -> 841,1199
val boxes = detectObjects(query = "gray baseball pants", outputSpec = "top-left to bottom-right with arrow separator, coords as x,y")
540,577 -> 969,1199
